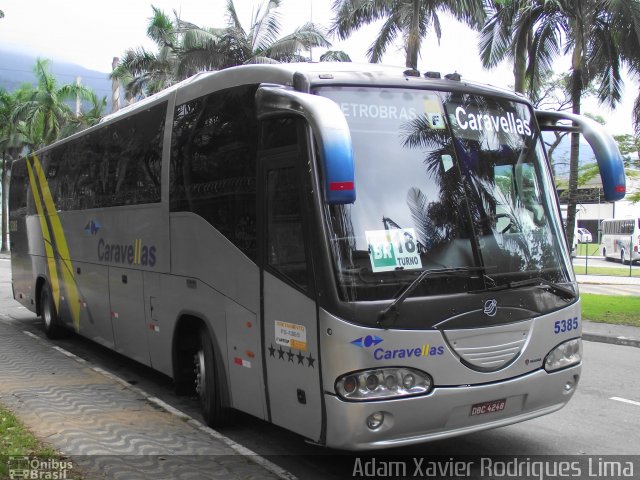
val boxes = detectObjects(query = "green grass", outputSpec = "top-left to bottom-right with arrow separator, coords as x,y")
573,265 -> 640,276
581,293 -> 640,328
576,243 -> 600,256
0,404 -> 84,479
0,404 -> 56,457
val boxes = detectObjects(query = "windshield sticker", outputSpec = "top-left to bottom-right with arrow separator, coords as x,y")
366,228 -> 422,273
339,102 -> 417,121
275,320 -> 307,351
441,154 -> 454,172
454,106 -> 532,136
423,98 -> 445,130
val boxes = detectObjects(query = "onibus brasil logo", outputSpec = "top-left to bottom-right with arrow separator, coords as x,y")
7,456 -> 73,479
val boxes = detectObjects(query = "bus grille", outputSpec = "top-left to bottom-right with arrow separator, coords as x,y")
442,320 -> 533,372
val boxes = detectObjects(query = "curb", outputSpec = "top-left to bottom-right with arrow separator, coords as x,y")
21,330 -> 298,480
582,332 -> 640,349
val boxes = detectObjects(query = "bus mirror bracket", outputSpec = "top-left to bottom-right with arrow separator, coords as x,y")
535,110 -> 626,202
256,86 -> 356,204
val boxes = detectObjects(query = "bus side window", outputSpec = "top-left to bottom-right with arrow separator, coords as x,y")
170,85 -> 259,261
266,166 -> 309,290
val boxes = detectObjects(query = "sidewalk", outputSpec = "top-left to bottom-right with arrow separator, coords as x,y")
576,273 -> 640,285
0,314 -> 291,480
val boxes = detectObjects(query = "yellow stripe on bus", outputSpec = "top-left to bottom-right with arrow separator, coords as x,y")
31,155 -> 82,332
26,156 -> 61,314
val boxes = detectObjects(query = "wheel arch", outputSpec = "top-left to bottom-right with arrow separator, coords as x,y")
34,275 -> 48,316
171,313 -> 232,408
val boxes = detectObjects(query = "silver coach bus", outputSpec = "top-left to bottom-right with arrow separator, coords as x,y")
9,63 -> 626,450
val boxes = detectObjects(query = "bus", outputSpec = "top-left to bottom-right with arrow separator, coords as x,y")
9,63 -> 626,450
600,218 -> 640,264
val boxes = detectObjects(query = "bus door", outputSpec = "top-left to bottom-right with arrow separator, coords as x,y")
259,117 -> 322,442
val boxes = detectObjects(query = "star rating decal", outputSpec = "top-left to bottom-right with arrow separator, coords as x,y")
268,344 -> 315,368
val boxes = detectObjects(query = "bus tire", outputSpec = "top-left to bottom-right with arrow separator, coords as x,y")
194,325 -> 233,427
40,284 -> 67,339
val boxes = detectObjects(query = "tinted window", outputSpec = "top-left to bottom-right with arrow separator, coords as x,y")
266,166 -> 309,290
170,85 -> 258,261
41,102 -> 166,210
9,159 -> 28,215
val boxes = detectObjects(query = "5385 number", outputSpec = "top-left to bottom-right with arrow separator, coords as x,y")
554,317 -> 579,334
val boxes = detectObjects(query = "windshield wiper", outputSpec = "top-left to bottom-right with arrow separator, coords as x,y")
475,277 -> 576,301
377,266 -> 488,328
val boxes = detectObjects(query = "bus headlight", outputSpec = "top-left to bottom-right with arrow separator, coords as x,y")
335,368 -> 432,401
544,338 -> 582,372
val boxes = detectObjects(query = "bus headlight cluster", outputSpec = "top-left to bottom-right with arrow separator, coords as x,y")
335,368 -> 433,401
544,338 -> 582,372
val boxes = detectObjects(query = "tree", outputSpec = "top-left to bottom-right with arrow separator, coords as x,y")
111,6 -> 182,99
179,0 -> 331,70
330,0 -> 485,70
480,0 -> 536,93
320,50 -> 352,62
12,59 -> 92,148
114,2 -> 332,100
0,88 -> 32,252
59,90 -> 107,139
479,0 -> 640,249
604,1 -> 640,135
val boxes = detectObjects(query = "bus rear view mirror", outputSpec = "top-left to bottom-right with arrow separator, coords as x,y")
535,110 -> 626,202
256,86 -> 356,204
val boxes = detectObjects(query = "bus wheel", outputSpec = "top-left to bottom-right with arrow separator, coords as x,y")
40,284 -> 66,339
194,326 -> 232,427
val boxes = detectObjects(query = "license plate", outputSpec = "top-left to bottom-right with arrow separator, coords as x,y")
470,398 -> 506,416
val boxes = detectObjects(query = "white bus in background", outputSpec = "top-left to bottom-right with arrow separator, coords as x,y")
600,218 -> 640,264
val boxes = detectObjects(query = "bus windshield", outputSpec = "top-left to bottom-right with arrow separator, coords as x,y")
317,87 -> 574,302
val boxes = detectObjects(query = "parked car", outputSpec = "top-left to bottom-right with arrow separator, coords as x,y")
576,227 -> 593,243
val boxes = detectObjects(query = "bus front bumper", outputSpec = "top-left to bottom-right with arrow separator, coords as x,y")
324,365 -> 580,450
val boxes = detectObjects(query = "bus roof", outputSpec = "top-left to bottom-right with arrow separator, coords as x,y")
101,62 -> 526,123
29,62 -> 528,156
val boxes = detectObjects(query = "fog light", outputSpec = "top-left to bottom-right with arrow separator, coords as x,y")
366,412 -> 384,430
563,375 -> 579,394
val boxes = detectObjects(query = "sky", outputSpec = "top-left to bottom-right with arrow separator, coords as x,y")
0,0 -> 636,134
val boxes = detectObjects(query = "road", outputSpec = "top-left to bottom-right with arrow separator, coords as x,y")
1,257 -> 639,479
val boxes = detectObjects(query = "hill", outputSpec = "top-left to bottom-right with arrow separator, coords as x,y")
0,49 -> 114,113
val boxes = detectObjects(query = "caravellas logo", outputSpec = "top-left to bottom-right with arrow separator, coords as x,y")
483,299 -> 498,317
351,335 -> 383,348
84,219 -> 101,235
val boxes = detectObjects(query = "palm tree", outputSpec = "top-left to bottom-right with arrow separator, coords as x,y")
12,59 -> 92,147
59,91 -> 107,139
479,0 -> 640,248
601,0 -> 640,135
179,0 -> 331,70
0,88 -> 32,252
329,0 -> 486,70
320,50 -> 352,62
111,6 -> 182,99
479,0 -> 537,94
